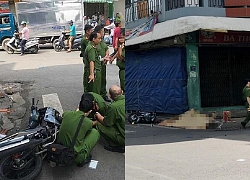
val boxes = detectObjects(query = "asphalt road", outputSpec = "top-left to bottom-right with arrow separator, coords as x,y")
126,122 -> 250,180
0,47 -> 124,180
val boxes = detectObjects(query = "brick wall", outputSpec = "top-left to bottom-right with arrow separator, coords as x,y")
225,0 -> 250,17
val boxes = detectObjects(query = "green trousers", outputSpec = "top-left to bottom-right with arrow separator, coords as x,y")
242,110 -> 250,125
75,128 -> 100,163
97,123 -> 124,147
119,69 -> 125,93
84,68 -> 101,94
100,63 -> 107,98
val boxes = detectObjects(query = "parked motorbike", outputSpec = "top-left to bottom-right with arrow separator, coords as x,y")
6,33 -> 39,54
128,111 -> 157,124
54,32 -> 82,52
0,98 -> 62,180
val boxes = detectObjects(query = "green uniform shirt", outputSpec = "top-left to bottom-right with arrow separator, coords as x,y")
243,85 -> 250,108
84,42 -> 101,70
97,40 -> 108,58
58,110 -> 93,153
103,95 -> 125,138
81,34 -> 89,57
89,92 -> 107,115
117,48 -> 125,70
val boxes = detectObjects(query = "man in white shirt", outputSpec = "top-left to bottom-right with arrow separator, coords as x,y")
15,21 -> 29,56
104,19 -> 115,46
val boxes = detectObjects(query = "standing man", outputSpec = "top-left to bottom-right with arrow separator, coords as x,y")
58,94 -> 100,167
117,30 -> 125,93
81,25 -> 94,60
104,19 -> 115,47
112,21 -> 121,54
66,20 -> 76,53
94,25 -> 111,102
115,13 -> 121,23
81,25 -> 93,92
99,15 -> 106,26
84,32 -> 102,94
241,79 -> 250,128
95,85 -> 125,153
15,21 -> 29,56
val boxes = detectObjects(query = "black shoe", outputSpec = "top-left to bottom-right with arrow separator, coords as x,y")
104,145 -> 125,153
103,96 -> 111,102
77,154 -> 92,167
241,122 -> 246,129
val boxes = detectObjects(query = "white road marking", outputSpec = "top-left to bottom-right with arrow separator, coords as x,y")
42,93 -> 63,115
125,130 -> 135,133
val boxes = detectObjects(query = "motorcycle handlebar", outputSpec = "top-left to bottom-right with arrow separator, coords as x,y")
32,98 -> 35,106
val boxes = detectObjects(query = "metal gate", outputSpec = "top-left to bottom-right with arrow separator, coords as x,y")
199,47 -> 250,108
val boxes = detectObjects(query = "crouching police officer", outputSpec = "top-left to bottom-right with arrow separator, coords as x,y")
94,85 -> 125,153
58,94 -> 100,167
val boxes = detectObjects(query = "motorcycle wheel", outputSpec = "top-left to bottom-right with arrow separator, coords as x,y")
2,38 -> 10,51
52,39 -> 59,48
54,45 -> 62,52
30,46 -> 39,54
6,47 -> 14,54
0,152 -> 42,180
128,113 -> 140,124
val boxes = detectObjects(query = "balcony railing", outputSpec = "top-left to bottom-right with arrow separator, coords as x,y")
126,0 -> 225,23
208,0 -> 224,7
166,0 -> 224,11
126,0 -> 161,23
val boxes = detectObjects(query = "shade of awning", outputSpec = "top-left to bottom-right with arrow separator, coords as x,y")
126,16 -> 250,46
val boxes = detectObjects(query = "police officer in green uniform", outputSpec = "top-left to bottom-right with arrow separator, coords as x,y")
81,25 -> 93,92
81,25 -> 94,60
94,25 -> 111,102
58,94 -> 100,167
84,32 -> 102,94
95,85 -> 125,153
83,92 -> 107,119
241,79 -> 250,128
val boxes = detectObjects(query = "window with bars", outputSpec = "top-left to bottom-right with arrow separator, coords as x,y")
125,0 -> 161,22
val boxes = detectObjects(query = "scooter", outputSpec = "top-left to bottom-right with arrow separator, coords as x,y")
54,32 -> 82,52
5,33 -> 39,54
0,98 -> 62,180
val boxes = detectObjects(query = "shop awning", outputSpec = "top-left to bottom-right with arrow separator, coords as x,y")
83,0 -> 113,3
126,16 -> 250,46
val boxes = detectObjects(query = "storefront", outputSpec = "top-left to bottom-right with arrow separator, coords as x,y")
126,16 -> 250,114
196,31 -> 250,109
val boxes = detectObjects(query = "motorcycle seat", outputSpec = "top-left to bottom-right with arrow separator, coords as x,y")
75,35 -> 82,39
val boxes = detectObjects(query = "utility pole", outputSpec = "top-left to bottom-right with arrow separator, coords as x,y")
81,0 -> 85,35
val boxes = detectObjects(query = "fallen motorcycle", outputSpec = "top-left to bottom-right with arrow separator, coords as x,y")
128,111 -> 156,124
0,98 -> 62,180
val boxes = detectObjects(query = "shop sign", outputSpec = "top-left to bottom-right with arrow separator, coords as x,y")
0,1 -> 10,13
199,31 -> 250,44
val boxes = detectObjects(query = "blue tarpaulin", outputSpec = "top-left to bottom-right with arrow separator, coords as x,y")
126,47 -> 189,114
